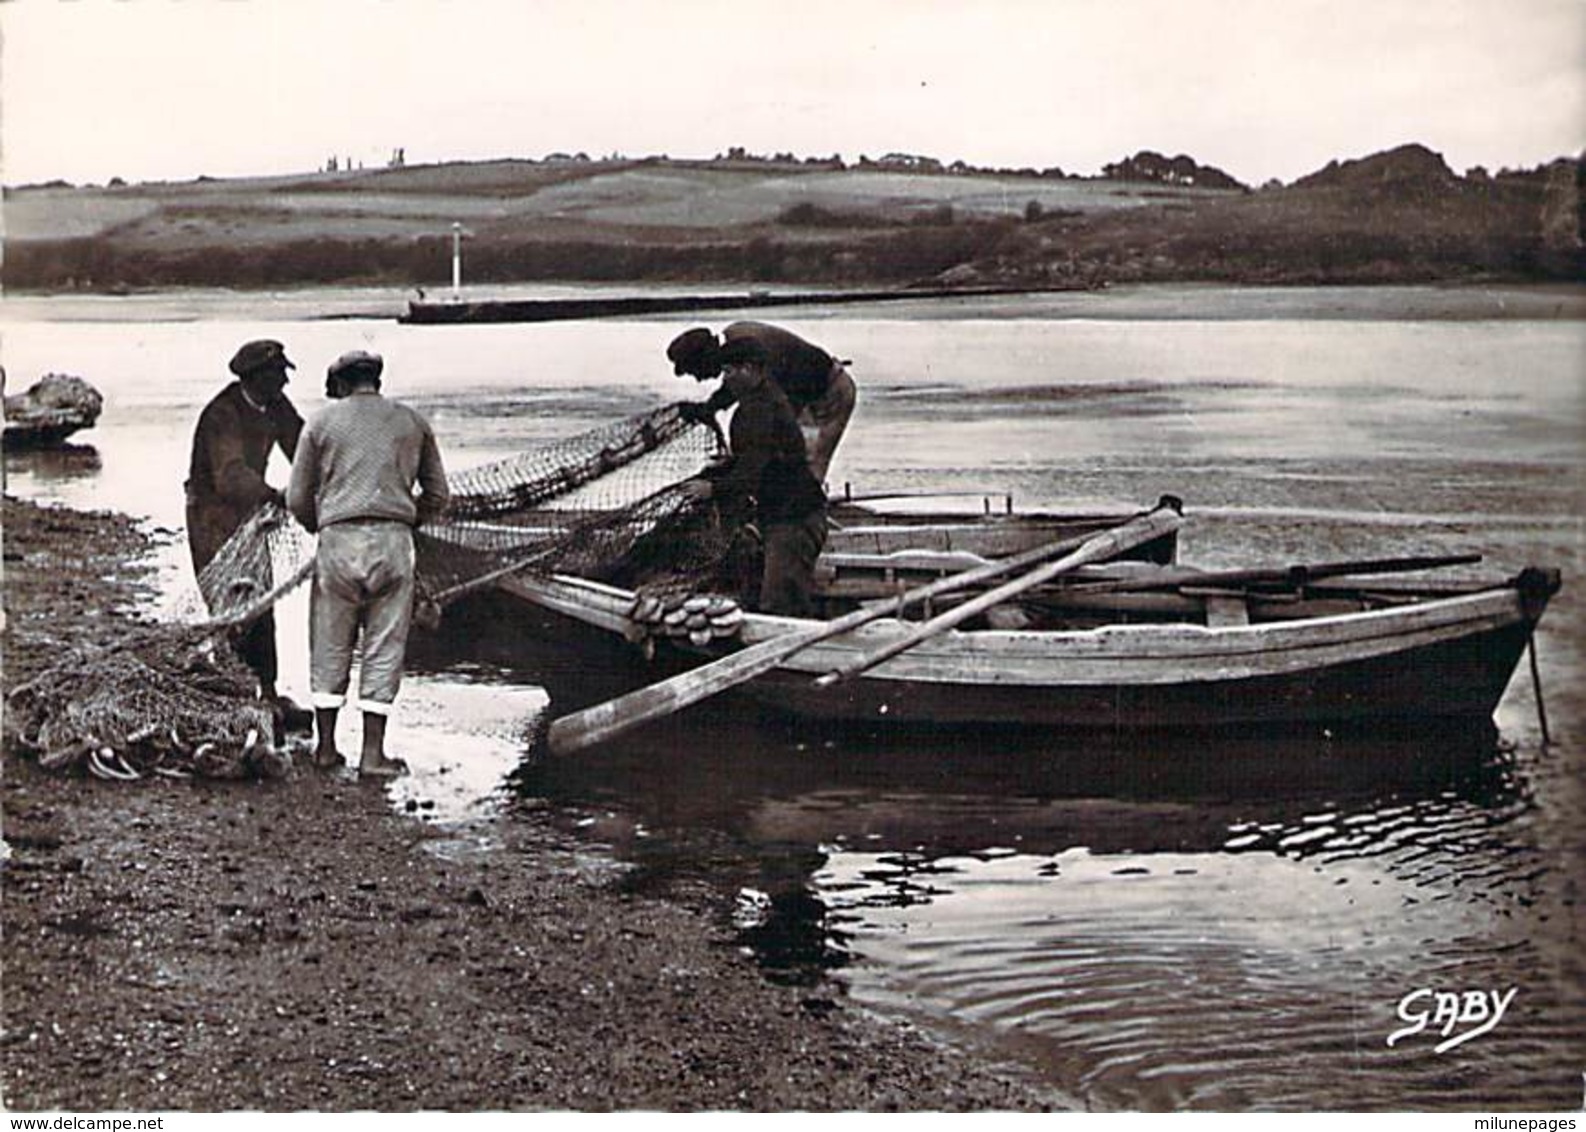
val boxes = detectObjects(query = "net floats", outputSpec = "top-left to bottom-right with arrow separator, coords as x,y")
624,587 -> 744,652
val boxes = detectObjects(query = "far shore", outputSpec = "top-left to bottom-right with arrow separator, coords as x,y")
2,280 -> 1584,326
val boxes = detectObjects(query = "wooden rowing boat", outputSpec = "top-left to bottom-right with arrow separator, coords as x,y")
492,540 -> 1561,733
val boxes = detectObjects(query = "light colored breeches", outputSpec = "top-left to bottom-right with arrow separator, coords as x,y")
309,521 -> 415,715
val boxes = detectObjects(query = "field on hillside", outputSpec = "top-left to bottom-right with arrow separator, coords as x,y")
516,167 -> 1228,228
3,191 -> 163,240
5,150 -> 1570,290
4,159 -> 1230,245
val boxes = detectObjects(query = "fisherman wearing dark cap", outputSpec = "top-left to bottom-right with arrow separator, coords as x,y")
680,337 -> 828,617
287,350 -> 450,778
185,339 -> 305,715
667,321 -> 857,484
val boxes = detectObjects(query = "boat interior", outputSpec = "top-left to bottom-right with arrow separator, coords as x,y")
811,551 -> 1496,633
812,506 -> 1501,633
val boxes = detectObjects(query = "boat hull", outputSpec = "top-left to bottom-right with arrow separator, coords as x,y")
493,570 -> 1553,734
731,620 -> 1536,729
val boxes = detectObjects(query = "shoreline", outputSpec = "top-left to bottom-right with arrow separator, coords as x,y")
0,494 -> 1062,1112
3,280 -> 1584,326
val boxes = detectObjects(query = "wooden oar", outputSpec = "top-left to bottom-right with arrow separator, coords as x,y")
545,499 -> 1184,755
812,507 -> 1187,688
1062,553 -> 1483,595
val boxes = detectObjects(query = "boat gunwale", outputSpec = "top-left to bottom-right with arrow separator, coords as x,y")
496,569 -> 1544,687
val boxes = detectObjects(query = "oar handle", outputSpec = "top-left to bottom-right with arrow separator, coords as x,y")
814,507 -> 1186,687
1067,552 -> 1483,595
800,495 -> 1181,638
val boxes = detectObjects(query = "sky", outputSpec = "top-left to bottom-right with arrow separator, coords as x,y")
1,0 -> 1582,188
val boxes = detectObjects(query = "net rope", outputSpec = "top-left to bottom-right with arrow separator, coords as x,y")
7,404 -> 741,779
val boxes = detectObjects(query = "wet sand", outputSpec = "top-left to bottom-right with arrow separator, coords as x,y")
0,496 -> 1061,1112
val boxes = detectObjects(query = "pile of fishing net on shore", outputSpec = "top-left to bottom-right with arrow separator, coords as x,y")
6,404 -> 750,781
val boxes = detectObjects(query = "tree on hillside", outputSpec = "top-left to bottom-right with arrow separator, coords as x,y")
1103,150 -> 1247,191
1540,158 -> 1583,257
877,153 -> 945,173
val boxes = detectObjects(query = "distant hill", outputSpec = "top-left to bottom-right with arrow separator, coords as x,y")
1292,143 -> 1459,192
958,144 -> 1584,287
2,145 -> 1579,291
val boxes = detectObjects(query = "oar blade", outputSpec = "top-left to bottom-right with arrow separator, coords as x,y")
546,626 -> 824,756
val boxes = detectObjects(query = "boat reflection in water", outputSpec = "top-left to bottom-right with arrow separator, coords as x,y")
536,717 -> 1557,1110
423,588 -> 1530,942
420,592 -> 1566,1111
545,703 -> 1518,917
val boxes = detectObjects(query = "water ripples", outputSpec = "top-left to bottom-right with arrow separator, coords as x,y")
805,748 -> 1580,1110
9,301 -> 1577,1110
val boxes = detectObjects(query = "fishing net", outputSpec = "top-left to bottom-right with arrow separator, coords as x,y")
412,403 -> 738,605
7,403 -> 747,780
8,625 -> 284,781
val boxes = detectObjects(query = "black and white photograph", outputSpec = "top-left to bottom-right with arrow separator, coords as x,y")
2,0 -> 1582,1117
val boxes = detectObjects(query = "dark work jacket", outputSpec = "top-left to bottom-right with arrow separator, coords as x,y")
710,380 -> 826,525
185,382 -> 302,569
704,322 -> 837,414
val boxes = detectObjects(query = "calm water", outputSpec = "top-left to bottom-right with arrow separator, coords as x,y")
3,285 -> 1583,1111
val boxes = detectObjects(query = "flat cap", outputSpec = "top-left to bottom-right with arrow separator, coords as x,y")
327,349 -> 384,383
229,339 -> 295,377
666,327 -> 719,376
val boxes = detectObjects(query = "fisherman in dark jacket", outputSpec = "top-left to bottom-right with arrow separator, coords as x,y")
668,321 -> 857,484
680,337 -> 827,617
185,338 -> 304,710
